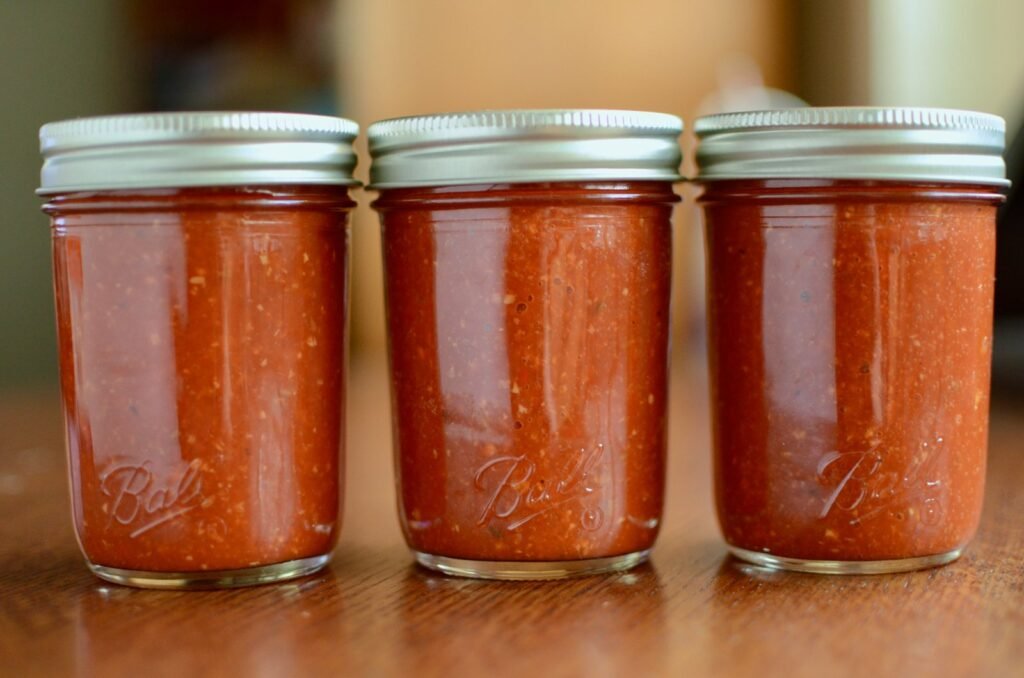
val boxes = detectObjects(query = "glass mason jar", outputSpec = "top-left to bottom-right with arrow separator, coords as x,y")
368,110 -> 682,579
38,112 -> 359,588
695,107 -> 1008,574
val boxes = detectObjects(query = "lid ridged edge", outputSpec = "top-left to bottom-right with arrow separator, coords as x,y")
369,109 -> 682,142
41,111 -> 358,150
695,107 -> 1005,135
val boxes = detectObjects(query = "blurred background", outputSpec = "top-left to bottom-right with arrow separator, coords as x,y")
2,0 -> 1024,395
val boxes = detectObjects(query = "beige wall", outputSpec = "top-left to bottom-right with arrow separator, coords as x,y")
0,0 -> 132,388
869,0 -> 1024,131
336,0 -> 796,353
796,0 -> 871,106
797,0 -> 1024,128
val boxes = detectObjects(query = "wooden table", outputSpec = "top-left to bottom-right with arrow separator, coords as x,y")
2,351 -> 1023,677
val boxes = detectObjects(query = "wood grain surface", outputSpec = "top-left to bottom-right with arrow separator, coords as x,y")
2,351 -> 1023,678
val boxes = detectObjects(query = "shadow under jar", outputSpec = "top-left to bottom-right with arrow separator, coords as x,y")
38,112 -> 359,589
368,110 -> 683,579
695,107 -> 1009,574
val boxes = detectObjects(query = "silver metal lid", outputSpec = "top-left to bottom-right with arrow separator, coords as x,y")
39,111 -> 359,194
367,109 -> 683,189
695,107 -> 1008,186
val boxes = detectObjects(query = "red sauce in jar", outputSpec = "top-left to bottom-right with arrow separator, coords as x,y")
46,186 -> 352,574
376,181 -> 676,563
702,180 -> 1002,562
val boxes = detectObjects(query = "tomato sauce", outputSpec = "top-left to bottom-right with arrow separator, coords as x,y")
46,186 -> 352,576
702,180 -> 1001,564
376,182 -> 675,566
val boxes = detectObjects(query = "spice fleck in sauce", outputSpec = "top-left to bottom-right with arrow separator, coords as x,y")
47,186 -> 351,573
703,180 -> 1000,562
377,182 -> 675,562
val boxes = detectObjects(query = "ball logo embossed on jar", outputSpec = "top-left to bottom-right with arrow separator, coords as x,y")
816,439 -> 945,525
473,443 -> 606,532
816,447 -> 884,518
99,458 -> 206,538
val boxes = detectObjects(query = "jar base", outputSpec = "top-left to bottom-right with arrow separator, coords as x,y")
412,549 -> 650,580
728,546 -> 963,575
87,553 -> 331,589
